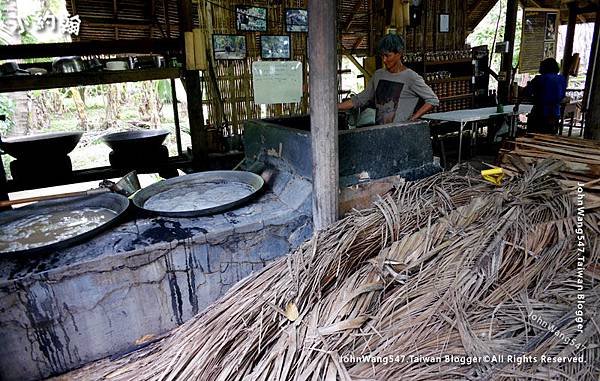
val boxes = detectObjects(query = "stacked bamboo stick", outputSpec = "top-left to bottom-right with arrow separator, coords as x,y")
54,161 -> 599,380
499,133 -> 600,183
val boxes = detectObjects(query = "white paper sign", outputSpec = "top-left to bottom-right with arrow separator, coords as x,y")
252,61 -> 303,104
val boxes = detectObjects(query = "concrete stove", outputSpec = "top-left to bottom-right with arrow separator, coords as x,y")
244,115 -> 439,187
0,115 -> 439,381
0,169 -> 312,381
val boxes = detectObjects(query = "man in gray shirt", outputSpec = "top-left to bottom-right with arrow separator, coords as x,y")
339,34 -> 439,125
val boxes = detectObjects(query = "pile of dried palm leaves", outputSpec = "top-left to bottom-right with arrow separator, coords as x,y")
58,159 -> 599,380
499,133 -> 600,183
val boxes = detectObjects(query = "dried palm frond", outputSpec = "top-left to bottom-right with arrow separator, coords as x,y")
55,161 -> 599,381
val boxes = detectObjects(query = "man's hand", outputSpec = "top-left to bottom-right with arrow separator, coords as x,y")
338,99 -> 354,111
410,102 -> 434,121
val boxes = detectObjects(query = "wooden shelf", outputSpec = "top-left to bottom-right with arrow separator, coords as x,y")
3,151 -> 246,192
0,39 -> 181,60
427,76 -> 473,84
439,93 -> 472,101
425,58 -> 473,66
4,155 -> 190,193
0,67 -> 181,93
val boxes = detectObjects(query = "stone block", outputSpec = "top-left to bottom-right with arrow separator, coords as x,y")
190,244 -> 209,273
265,207 -> 296,226
220,262 -> 240,285
279,178 -> 312,210
270,169 -> 292,196
206,227 -> 234,245
257,236 -> 290,261
252,263 -> 266,272
239,262 -> 254,279
288,220 -> 313,248
166,246 -> 189,271
207,245 -> 233,273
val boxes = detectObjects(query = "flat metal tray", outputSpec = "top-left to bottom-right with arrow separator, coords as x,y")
132,171 -> 264,217
0,193 -> 129,256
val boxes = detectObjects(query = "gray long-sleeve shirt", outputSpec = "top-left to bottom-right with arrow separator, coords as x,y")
351,68 -> 439,124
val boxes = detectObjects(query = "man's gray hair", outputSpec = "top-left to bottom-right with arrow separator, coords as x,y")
378,34 -> 406,54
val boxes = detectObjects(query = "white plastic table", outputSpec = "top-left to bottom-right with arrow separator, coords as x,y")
423,104 -> 533,163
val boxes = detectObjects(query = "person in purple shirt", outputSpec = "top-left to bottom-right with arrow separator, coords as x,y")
522,58 -> 567,134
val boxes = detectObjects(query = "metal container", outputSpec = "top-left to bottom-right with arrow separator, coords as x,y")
132,171 -> 264,217
0,131 -> 83,160
0,61 -> 29,76
101,129 -> 170,153
0,193 -> 130,256
52,57 -> 87,73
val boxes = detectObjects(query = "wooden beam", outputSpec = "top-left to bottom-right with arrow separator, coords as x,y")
178,0 -> 207,168
562,2 -> 577,76
0,68 -> 180,93
468,0 -> 501,31
584,8 -> 600,140
309,0 -> 339,230
343,0 -> 364,32
81,17 -> 155,26
81,21 -> 154,30
170,78 -> 183,155
164,0 -> 172,37
498,0 -> 518,104
352,36 -> 364,50
575,4 -> 598,15
523,7 -> 561,12
342,51 -> 372,80
0,39 -> 181,60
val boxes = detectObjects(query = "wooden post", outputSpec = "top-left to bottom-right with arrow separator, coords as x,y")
498,0 -> 518,104
583,7 -> 600,138
0,115 -> 8,210
562,2 -> 577,76
309,0 -> 339,230
178,0 -> 207,168
585,11 -> 600,141
170,78 -> 183,156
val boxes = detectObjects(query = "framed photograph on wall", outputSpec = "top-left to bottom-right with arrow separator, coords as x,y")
544,13 -> 557,41
543,41 -> 555,59
285,9 -> 308,32
236,5 -> 267,32
212,34 -> 247,60
261,35 -> 291,59
439,13 -> 450,33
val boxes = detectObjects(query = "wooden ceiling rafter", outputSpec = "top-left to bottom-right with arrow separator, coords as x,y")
65,0 -> 368,51
352,36 -> 365,50
149,0 -> 155,38
343,0 -> 365,32
113,0 -> 118,39
467,0 -> 500,31
163,0 -> 171,37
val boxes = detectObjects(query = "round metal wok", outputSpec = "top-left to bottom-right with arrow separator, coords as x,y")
0,131 -> 83,160
132,171 -> 264,217
101,129 -> 170,152
0,193 -> 129,256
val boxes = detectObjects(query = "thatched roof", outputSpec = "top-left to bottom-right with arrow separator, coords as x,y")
66,0 -> 370,52
467,0 -> 599,32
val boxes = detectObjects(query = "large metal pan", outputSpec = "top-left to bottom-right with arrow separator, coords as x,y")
101,129 -> 169,152
0,131 -> 83,160
0,193 -> 129,256
132,171 -> 264,217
